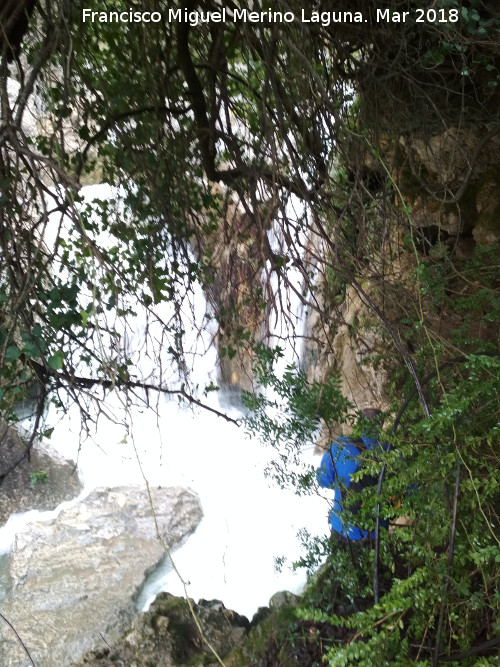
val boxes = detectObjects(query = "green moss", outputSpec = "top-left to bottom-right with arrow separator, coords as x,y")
150,591 -> 192,616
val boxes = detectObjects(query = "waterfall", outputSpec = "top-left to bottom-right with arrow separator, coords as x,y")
0,184 -> 329,621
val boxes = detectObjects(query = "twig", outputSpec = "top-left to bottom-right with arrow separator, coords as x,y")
28,359 -> 239,425
348,608 -> 407,644
0,612 -> 36,666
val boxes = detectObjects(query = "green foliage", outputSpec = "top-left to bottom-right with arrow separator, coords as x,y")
242,343 -> 499,661
30,470 -> 48,486
243,343 -> 353,490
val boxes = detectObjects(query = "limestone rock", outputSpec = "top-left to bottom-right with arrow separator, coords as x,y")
72,592 -> 249,666
401,127 -> 500,184
0,486 -> 202,667
330,285 -> 394,413
303,278 -> 394,425
0,424 -> 82,526
191,195 -> 275,397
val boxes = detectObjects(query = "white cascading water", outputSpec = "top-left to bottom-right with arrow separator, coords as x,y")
0,184 -> 330,620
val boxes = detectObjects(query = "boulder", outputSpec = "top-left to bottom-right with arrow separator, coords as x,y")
0,486 -> 202,667
269,590 -> 300,611
0,423 -> 82,526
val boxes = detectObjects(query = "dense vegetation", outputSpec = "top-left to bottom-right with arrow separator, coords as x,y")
1,1 -> 499,664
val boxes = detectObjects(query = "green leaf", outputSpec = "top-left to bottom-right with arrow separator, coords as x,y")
5,345 -> 20,362
80,308 -> 90,326
48,351 -> 64,370
22,342 -> 40,358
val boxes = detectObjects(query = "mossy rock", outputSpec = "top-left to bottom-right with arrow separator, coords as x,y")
74,593 -> 249,666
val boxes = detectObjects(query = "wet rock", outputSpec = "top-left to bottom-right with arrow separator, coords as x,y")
0,423 -> 82,526
0,486 -> 202,666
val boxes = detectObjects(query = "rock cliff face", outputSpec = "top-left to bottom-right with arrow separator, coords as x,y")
0,486 -> 202,667
301,123 -> 500,441
190,193 -> 276,398
0,424 -> 82,525
397,127 -> 500,246
193,127 -> 500,424
303,277 -> 396,411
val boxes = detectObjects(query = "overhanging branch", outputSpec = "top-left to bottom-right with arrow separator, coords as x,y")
29,359 -> 239,425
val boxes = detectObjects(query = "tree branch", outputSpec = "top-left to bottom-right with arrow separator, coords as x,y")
29,359 -> 239,425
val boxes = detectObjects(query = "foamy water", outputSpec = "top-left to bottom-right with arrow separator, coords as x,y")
0,183 -> 331,619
